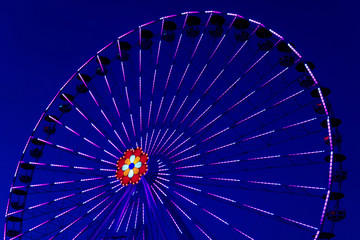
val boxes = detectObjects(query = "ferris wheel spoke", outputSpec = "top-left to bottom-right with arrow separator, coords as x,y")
168,189 -> 254,239
172,181 -> 318,233
16,179 -> 116,205
177,34 -> 291,134
170,96 -> 322,167
113,40 -> 140,144
188,17 -> 238,92
148,182 -> 218,239
34,116 -> 122,164
87,187 -> 134,239
151,13 -> 222,134
141,179 -> 169,239
85,85 -> 132,148
61,186 -> 127,239
145,129 -> 156,153
61,91 -> 127,152
148,16 -> 188,130
10,183 -> 121,239
149,128 -> 169,155
49,199 -> 116,239
176,51 -> 291,144
20,189 -> 111,224
153,129 -> 178,155
26,161 -> 117,177
159,42 -> 285,153
173,127 -> 326,171
93,62 -> 133,147
115,195 -> 132,233
203,125 -> 325,158
11,176 -> 109,194
190,65 -> 296,137
194,107 -> 321,164
173,175 -> 326,197
31,138 -> 119,168
174,36 -> 266,128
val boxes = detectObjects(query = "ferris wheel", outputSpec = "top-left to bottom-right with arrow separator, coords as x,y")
5,10 -> 346,239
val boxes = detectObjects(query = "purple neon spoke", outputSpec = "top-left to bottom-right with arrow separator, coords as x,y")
175,180 -> 319,231
151,185 -> 164,204
125,201 -> 135,232
155,129 -> 177,154
203,39 -> 249,94
147,129 -> 155,153
142,202 -> 145,225
114,129 -> 126,148
139,31 -> 142,102
88,90 -> 99,106
116,200 -> 130,232
170,200 -> 191,220
176,14 -> 212,90
153,182 -> 167,197
28,161 -> 119,172
61,93 -> 74,106
72,225 -> 89,240
130,114 -> 136,136
233,227 -> 254,240
92,200 -> 114,221
121,122 -> 131,143
171,153 -> 200,164
163,95 -> 176,123
44,117 -> 121,162
108,218 -> 115,230
171,95 -> 188,123
147,101 -> 152,128
176,98 -> 318,161
139,106 -> 142,132
195,224 -> 212,240
171,26 -> 282,142
70,98 -> 127,152
186,49 -> 274,132
117,40 -> 128,83
34,138 -> 120,166
163,16 -> 187,90
155,96 -> 164,126
188,104 -> 213,128
76,107 -> 88,120
166,209 -> 183,234
150,128 -> 168,154
16,185 -> 115,237
15,177 -> 106,190
160,132 -> 183,154
202,208 -> 229,225
179,99 -> 200,124
91,188 -> 133,239
96,55 -> 112,94
175,150 -> 325,170
175,182 -> 201,192
169,144 -> 196,159
154,179 -> 169,189
134,198 -> 140,229
166,137 -> 190,155
101,110 -> 113,127
175,174 -> 326,192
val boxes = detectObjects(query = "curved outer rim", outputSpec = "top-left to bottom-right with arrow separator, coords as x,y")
4,10 -> 338,240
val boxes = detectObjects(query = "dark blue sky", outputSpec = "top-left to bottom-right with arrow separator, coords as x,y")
1,0 -> 358,238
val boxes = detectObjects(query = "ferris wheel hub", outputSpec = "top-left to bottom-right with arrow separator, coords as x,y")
116,147 -> 149,186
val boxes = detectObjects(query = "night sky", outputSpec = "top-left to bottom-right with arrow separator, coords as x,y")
1,0 -> 358,239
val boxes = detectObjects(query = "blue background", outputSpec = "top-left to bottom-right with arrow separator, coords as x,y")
0,0 -> 357,238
